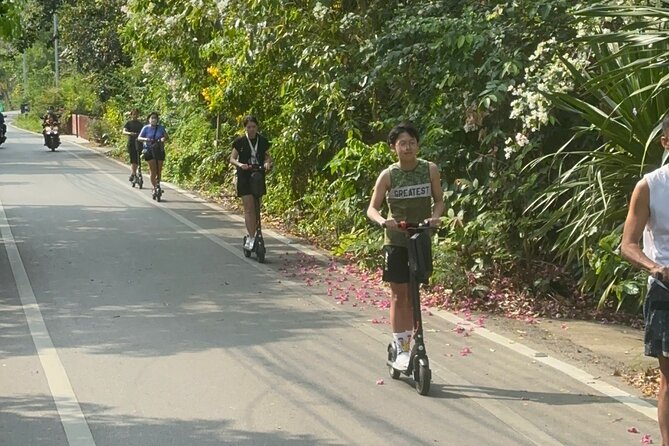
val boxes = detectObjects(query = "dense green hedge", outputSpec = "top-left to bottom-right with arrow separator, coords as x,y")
5,0 -> 664,312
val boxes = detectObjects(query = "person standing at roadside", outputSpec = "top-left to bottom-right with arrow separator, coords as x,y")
366,121 -> 444,371
122,108 -> 144,183
622,114 -> 669,445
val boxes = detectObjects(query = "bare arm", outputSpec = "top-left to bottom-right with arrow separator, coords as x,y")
428,162 -> 444,227
367,169 -> 397,229
621,179 -> 668,278
230,147 -> 250,170
264,151 -> 273,171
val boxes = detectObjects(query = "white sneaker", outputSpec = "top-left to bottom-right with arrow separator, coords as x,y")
392,352 -> 410,371
244,236 -> 254,250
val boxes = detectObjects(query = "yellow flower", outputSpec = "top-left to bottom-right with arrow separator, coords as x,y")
207,66 -> 220,79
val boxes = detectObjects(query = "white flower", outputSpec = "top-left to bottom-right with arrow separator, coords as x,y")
313,2 -> 329,20
504,146 -> 515,159
515,133 -> 529,147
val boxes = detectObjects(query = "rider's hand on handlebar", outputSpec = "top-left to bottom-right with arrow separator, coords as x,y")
240,163 -> 252,171
381,218 -> 399,230
651,265 -> 669,283
263,162 -> 272,172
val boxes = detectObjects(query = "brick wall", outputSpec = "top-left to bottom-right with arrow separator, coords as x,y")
71,114 -> 92,140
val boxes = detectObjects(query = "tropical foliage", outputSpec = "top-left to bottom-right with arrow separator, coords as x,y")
2,0 -> 667,314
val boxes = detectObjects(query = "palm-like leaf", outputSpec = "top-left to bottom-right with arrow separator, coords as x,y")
528,4 -> 669,308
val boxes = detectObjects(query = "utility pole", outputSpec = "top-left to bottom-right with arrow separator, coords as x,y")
22,52 -> 27,94
53,12 -> 59,87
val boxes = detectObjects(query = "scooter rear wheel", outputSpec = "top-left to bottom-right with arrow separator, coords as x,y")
387,344 -> 401,379
415,363 -> 431,395
243,237 -> 252,257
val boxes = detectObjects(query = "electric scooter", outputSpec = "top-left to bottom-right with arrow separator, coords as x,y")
153,182 -> 163,202
130,141 -> 144,189
242,165 -> 266,263
386,221 -> 433,395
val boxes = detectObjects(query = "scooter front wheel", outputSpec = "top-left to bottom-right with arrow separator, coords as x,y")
415,363 -> 431,395
256,240 -> 266,263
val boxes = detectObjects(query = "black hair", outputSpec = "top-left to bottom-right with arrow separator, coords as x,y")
147,111 -> 159,121
388,121 -> 420,146
243,115 -> 258,127
662,114 -> 669,135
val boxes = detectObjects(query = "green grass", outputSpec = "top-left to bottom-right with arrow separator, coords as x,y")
13,114 -> 43,133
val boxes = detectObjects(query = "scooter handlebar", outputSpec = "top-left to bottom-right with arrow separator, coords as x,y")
381,221 -> 431,230
248,164 -> 265,172
652,271 -> 669,286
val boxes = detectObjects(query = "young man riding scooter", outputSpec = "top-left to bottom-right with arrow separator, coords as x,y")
367,121 -> 444,371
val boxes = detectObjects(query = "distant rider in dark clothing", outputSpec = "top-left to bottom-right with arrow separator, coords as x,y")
42,108 -> 60,146
0,113 -> 6,141
123,108 -> 144,182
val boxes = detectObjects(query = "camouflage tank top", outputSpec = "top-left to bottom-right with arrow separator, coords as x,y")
384,159 -> 432,247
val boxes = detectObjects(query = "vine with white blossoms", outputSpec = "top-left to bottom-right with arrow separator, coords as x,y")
2,0 -> 662,315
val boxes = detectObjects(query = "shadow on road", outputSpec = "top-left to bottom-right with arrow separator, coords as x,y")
0,395 -> 342,445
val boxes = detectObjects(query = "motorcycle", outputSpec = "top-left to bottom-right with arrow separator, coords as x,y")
0,114 -> 6,146
43,122 -> 61,151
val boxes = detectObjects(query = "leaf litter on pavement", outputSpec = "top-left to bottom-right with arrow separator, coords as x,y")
277,251 -> 659,396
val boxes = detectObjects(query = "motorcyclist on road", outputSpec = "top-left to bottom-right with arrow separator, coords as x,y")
0,112 -> 6,141
42,108 -> 60,146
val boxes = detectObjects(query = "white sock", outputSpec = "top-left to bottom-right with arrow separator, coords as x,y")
393,331 -> 412,354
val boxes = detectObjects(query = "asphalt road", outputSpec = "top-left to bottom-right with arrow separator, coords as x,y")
0,115 -> 661,445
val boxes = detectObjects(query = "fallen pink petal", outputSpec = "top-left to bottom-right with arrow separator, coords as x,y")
641,434 -> 653,444
628,427 -> 639,433
460,347 -> 472,356
376,379 -> 384,385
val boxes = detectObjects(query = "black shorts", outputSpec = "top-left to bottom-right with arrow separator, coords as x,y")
143,144 -> 165,162
236,170 -> 266,197
382,245 -> 409,283
128,143 -> 140,164
644,281 -> 669,358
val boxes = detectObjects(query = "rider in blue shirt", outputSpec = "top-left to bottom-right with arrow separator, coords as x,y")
137,112 -> 168,198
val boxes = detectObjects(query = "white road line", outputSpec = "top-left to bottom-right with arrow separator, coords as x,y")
11,125 -> 330,262
434,311 -> 658,421
59,141 -> 268,273
0,197 -> 96,446
18,126 -> 658,422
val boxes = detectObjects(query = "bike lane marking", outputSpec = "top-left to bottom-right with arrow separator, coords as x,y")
0,196 -> 97,446
433,311 -> 658,421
